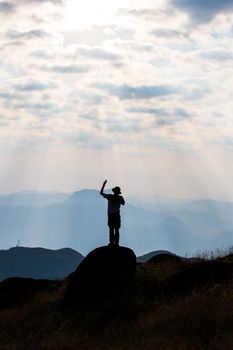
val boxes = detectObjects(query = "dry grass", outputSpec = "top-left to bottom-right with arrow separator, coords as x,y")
0,252 -> 232,350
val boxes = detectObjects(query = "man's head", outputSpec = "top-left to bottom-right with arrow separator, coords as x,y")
112,186 -> 121,195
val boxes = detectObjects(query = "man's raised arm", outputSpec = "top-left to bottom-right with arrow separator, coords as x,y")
100,180 -> 107,196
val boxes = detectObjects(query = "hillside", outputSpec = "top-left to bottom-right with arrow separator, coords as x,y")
0,247 -> 83,281
137,250 -> 177,263
0,250 -> 232,349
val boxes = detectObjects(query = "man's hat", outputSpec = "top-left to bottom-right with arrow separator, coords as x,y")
112,186 -> 121,194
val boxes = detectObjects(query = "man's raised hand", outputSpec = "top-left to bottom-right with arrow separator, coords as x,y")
100,179 -> 107,195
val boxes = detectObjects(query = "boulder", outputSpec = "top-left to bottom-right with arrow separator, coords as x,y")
64,245 -> 136,301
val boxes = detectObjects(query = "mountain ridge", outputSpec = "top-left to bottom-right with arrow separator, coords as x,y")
0,246 -> 84,281
0,189 -> 232,256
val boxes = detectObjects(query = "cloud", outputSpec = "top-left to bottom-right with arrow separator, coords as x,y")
18,0 -> 63,4
0,2 -> 15,13
12,102 -> 56,111
170,0 -> 233,23
195,49 -> 233,61
128,107 -> 193,126
64,25 -> 135,46
1,41 -> 26,49
151,28 -> 189,39
106,119 -> 146,133
128,107 -> 191,117
30,49 -> 55,60
0,92 -> 12,100
48,64 -> 90,74
6,29 -> 49,40
61,129 -> 111,149
0,0 -> 63,14
14,80 -> 57,92
119,8 -> 174,20
77,47 -> 121,62
95,83 -> 180,100
75,92 -> 105,105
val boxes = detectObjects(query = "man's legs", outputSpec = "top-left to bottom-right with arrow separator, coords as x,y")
108,213 -> 120,246
114,228 -> 119,246
109,227 -> 114,245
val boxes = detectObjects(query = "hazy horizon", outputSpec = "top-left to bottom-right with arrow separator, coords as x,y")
0,187 -> 233,203
0,187 -> 232,256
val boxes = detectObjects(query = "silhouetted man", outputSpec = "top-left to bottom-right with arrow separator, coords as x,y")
100,180 -> 125,246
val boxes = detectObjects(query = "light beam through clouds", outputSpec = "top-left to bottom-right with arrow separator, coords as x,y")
0,0 -> 232,201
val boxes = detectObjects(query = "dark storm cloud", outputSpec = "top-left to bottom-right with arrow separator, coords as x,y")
0,2 -> 15,13
95,83 -> 180,100
6,29 -> 49,40
170,0 -> 233,23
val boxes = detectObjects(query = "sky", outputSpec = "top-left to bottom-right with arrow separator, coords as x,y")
0,0 -> 233,200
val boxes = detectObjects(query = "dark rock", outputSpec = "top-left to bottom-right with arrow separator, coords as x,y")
147,253 -> 183,265
64,245 -> 136,302
162,260 -> 233,298
0,277 -> 60,308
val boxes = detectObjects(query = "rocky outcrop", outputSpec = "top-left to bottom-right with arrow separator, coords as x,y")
64,245 -> 136,301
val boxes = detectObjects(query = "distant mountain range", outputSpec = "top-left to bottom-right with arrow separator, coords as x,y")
0,246 -> 83,281
0,246 -> 178,281
0,190 -> 69,207
0,189 -> 232,256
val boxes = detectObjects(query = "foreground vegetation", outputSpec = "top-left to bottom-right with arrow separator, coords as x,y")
0,252 -> 232,350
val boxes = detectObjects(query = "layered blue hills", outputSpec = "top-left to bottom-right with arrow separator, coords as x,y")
0,189 -> 232,256
0,246 -> 83,281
